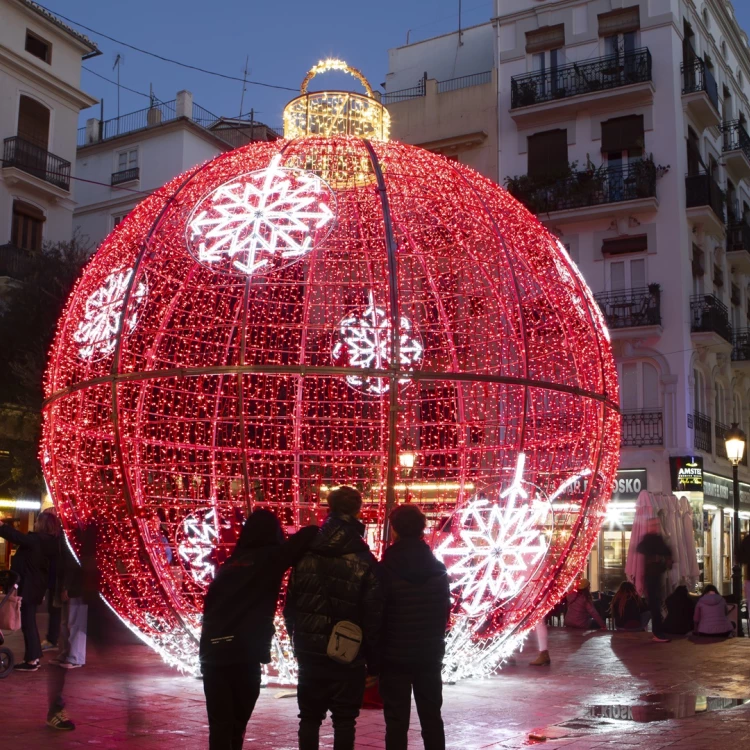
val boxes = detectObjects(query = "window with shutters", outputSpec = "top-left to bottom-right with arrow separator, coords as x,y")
619,361 -> 659,411
525,26 -> 566,98
601,115 -> 644,164
11,200 -> 45,252
715,383 -> 726,426
694,368 -> 707,414
607,257 -> 646,292
527,129 -> 567,179
17,95 -> 50,149
116,148 -> 138,172
598,7 -> 639,65
687,127 -> 702,176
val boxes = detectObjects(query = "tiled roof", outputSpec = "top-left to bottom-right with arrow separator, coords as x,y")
16,0 -> 99,55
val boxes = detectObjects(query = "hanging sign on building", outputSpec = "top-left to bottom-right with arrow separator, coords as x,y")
611,469 -> 647,501
702,472 -> 750,506
669,456 -> 703,491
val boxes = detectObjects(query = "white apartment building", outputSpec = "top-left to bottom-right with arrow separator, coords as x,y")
74,92 -> 280,249
386,0 -> 750,594
0,0 -> 98,285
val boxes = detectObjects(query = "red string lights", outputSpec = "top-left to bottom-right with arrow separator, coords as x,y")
41,69 -> 619,677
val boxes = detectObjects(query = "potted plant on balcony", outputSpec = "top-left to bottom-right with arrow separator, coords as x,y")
517,80 -> 538,106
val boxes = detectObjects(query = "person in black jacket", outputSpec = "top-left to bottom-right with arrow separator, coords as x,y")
0,512 -> 61,671
200,509 -> 317,750
379,504 -> 450,750
636,518 -> 673,643
284,486 -> 383,750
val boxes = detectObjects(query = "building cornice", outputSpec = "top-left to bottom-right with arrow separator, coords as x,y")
0,46 -> 98,110
12,0 -> 99,57
76,117 -> 234,156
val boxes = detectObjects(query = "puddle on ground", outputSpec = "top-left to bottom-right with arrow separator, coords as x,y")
583,693 -> 750,723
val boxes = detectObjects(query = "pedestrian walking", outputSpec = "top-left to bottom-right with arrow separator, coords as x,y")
285,486 -> 383,750
40,509 -> 61,654
0,512 -> 61,671
610,581 -> 650,631
693,585 -> 734,637
54,527 -> 90,670
529,620 -> 551,666
565,579 -> 606,630
636,517 -> 672,643
378,504 -> 450,750
200,509 -> 318,750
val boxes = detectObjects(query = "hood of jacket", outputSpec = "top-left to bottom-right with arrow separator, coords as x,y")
382,538 -> 446,585
701,592 -> 724,607
310,513 -> 369,558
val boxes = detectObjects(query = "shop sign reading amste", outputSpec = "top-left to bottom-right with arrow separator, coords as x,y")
669,456 -> 703,491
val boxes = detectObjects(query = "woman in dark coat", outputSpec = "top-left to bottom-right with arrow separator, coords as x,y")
200,509 -> 317,750
0,511 -> 62,671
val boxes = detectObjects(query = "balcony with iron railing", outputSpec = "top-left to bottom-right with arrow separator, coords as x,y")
506,161 -> 657,217
715,420 -> 729,460
693,411 -> 712,453
722,120 -> 750,177
510,48 -> 652,109
2,136 -> 71,191
686,172 -> 725,229
594,286 -> 661,333
621,409 -> 664,447
111,167 -> 140,186
0,243 -> 35,280
690,293 -> 732,342
681,57 -> 720,127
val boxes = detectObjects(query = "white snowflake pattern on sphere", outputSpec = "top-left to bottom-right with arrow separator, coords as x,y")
73,267 -> 146,361
178,509 -> 219,586
187,154 -> 335,276
332,292 -> 423,395
435,455 -> 553,616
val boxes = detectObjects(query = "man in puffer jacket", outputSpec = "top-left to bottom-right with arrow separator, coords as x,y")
379,504 -> 450,750
285,486 -> 383,750
693,585 -> 734,637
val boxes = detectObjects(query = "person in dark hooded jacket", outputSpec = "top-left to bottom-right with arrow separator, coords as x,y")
0,512 -> 61,671
200,509 -> 317,750
284,486 -> 383,750
379,504 -> 450,750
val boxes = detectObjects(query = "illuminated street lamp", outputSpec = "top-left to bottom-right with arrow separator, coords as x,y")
725,422 -> 746,603
398,451 -> 416,471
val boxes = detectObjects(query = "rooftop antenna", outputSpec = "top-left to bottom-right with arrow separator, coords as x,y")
113,54 -> 123,131
458,0 -> 464,46
239,55 -> 250,117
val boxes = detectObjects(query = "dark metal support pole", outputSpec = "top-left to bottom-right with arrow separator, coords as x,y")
732,461 -> 743,607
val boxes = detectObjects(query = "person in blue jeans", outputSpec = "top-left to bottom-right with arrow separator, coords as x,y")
378,504 -> 451,750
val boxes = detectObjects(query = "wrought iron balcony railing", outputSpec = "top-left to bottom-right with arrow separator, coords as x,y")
621,410 -> 664,447
690,293 -> 732,342
2,136 -> 71,190
693,411 -> 712,453
595,286 -> 661,329
727,218 -> 750,254
685,172 -> 725,222
507,161 -> 656,215
510,48 -> 652,108
437,70 -> 492,94
732,328 -> 750,362
0,243 -> 34,280
111,167 -> 140,186
722,120 -> 750,162
681,57 -> 719,111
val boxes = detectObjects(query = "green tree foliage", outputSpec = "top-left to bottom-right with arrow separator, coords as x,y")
0,235 -> 90,496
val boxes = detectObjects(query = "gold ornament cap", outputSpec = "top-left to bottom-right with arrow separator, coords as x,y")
283,59 -> 390,141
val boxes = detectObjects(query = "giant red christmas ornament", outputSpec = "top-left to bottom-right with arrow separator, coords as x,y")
42,61 -> 620,679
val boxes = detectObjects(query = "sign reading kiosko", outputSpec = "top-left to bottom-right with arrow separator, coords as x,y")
670,456 -> 703,491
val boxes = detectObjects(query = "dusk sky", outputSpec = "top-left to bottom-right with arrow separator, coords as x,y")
40,0 -> 750,130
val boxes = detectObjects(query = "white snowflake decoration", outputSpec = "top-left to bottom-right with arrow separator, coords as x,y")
73,267 -> 146,361
178,508 -> 219,586
436,454 -> 553,616
332,292 -> 423,395
187,154 -> 335,276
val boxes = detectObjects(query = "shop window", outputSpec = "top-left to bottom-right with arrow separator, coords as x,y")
527,129 -> 568,179
11,200 -> 44,252
25,30 -> 51,64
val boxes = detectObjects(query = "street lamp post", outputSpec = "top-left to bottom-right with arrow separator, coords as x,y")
725,423 -> 747,605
